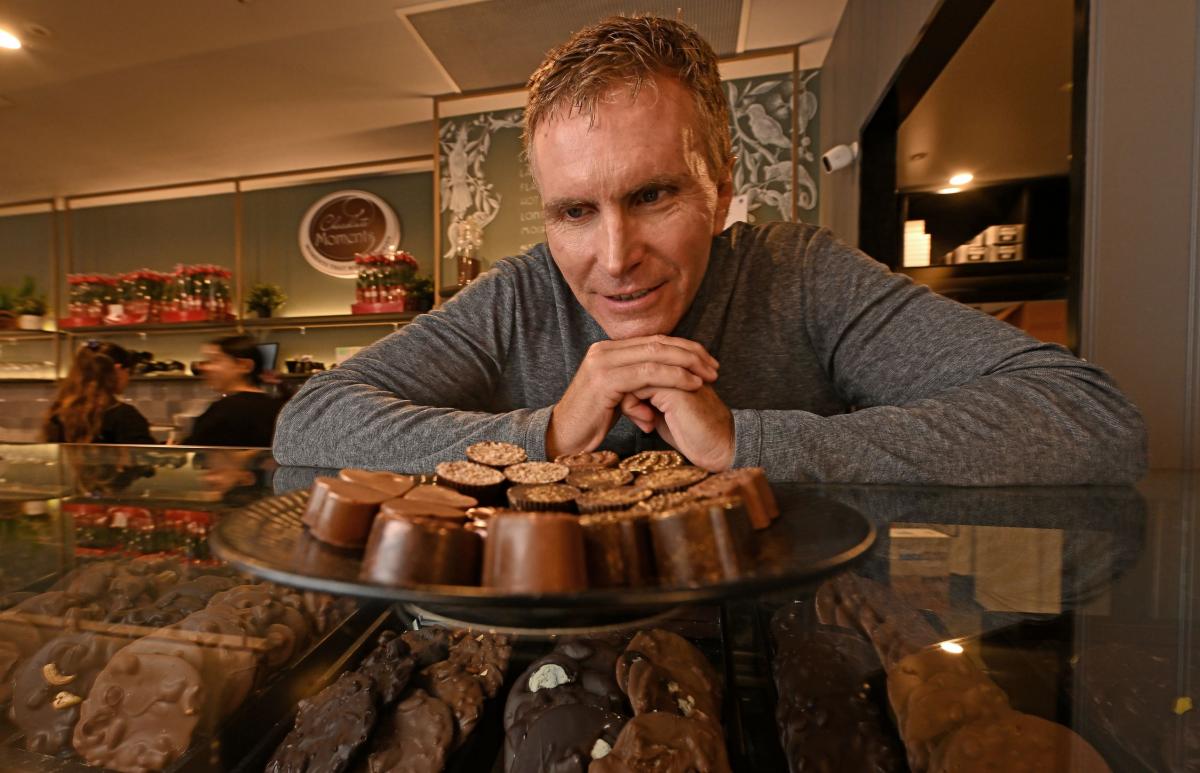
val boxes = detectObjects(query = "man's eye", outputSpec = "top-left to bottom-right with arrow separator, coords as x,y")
564,206 -> 585,219
637,189 -> 662,204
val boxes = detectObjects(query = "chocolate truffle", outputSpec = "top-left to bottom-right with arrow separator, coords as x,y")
483,512 -> 588,593
567,466 -> 634,491
266,671 -> 377,773
304,477 -> 391,549
577,485 -> 653,514
555,450 -> 620,468
403,484 -> 478,510
361,513 -> 482,587
367,688 -> 455,773
435,461 -> 506,499
589,712 -> 731,773
688,468 -> 778,529
338,468 -> 417,498
507,483 -> 581,512
619,450 -> 684,473
12,633 -> 129,755
467,441 -> 528,468
580,511 -> 655,588
505,461 -> 571,485
511,703 -> 627,773
929,712 -> 1112,773
616,629 -> 723,724
73,650 -> 205,773
648,497 -> 754,586
637,465 -> 709,492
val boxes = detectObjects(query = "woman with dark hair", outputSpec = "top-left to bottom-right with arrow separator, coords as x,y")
183,335 -> 287,447
44,341 -> 155,444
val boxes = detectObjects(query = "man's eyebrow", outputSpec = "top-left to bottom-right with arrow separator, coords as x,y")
542,196 -> 592,213
542,175 -> 689,214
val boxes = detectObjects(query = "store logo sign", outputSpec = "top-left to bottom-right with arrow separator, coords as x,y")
299,190 -> 401,277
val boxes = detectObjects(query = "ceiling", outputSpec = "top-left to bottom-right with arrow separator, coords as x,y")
897,0 -> 1074,191
0,0 -> 846,205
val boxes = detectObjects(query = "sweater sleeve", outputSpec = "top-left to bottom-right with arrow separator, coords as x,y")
731,229 -> 1147,485
272,260 -> 555,472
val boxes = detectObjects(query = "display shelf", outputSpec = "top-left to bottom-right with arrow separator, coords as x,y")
59,319 -> 239,336
242,311 -> 420,331
0,329 -> 58,341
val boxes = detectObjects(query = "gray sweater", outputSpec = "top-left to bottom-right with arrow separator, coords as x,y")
274,223 -> 1147,484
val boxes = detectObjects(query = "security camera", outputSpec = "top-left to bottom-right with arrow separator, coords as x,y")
821,142 -> 859,173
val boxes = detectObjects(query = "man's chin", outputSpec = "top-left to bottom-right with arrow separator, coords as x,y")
596,316 -> 673,341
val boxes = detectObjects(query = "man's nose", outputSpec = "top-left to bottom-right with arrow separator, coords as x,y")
598,211 -> 641,277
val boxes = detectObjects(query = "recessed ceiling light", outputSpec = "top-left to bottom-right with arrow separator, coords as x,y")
939,641 -> 964,654
937,187 -> 962,195
0,29 -> 21,50
949,172 -> 974,186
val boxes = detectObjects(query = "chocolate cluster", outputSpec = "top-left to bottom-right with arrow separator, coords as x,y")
506,627 -> 731,773
266,626 -> 511,773
299,442 -> 781,594
0,559 -> 349,772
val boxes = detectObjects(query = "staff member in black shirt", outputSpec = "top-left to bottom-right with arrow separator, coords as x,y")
44,341 -> 155,444
184,335 -> 287,447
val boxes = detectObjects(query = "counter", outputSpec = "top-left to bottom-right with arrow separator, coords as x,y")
0,443 -> 1192,771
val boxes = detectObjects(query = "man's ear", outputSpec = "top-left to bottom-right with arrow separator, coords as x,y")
712,161 -> 735,235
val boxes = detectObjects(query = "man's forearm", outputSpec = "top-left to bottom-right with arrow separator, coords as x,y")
273,371 -> 554,471
732,370 -> 1147,484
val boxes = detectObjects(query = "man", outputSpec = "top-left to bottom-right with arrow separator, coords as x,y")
274,16 -> 1145,484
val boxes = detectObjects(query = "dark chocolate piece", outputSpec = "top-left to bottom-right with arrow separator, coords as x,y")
448,629 -> 512,697
12,633 -> 129,755
73,650 -> 205,772
589,711 -> 731,773
401,627 -> 452,669
266,671 -> 377,773
356,631 -> 415,706
511,703 -> 626,773
483,513 -> 588,593
367,688 -> 455,773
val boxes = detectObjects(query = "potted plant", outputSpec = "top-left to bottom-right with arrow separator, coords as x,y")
246,282 -> 287,318
14,277 -> 46,330
0,283 -> 14,330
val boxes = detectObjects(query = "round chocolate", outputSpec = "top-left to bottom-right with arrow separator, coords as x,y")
687,467 -> 778,529
555,450 -> 619,468
304,477 -> 391,549
361,514 -> 482,587
381,496 -> 468,522
505,461 -> 571,485
507,483 -> 581,511
633,490 -> 701,513
577,486 -> 653,514
619,450 -> 684,474
338,468 -> 417,498
648,497 -> 754,586
579,511 -> 654,588
466,441 -> 528,468
435,460 -> 506,491
637,465 -> 709,492
403,484 -> 479,510
367,688 -> 455,773
482,513 -> 588,593
567,467 -> 634,491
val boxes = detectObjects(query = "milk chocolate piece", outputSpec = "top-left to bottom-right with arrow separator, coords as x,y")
507,483 -> 581,512
305,477 -> 391,549
567,466 -> 634,491
555,450 -> 619,468
382,495 -> 469,521
368,688 -> 455,773
580,511 -> 654,588
73,650 -> 205,773
511,703 -> 627,773
207,584 -> 312,669
467,441 -> 528,468
688,468 -> 778,529
637,465 -> 709,492
619,450 -> 684,473
361,513 -> 482,587
633,490 -> 701,513
302,476 -> 335,527
649,497 -> 754,586
338,468 -> 417,498
929,712 -> 1112,773
505,461 -> 571,485
589,712 -> 731,773
616,629 -> 722,724
901,670 -> 1009,770
404,484 -> 479,510
421,659 -> 485,746
483,512 -> 588,593
356,631 -> 415,706
266,672 -> 377,773
577,485 -> 653,514
448,629 -> 511,697
435,460 -> 506,499
402,627 -> 452,669
12,633 -> 129,755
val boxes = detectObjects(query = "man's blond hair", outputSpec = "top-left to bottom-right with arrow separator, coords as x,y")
524,15 -> 733,182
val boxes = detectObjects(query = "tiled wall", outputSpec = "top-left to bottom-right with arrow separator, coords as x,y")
0,379 -> 214,442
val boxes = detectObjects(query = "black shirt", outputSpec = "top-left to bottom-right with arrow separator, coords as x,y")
184,391 -> 288,448
46,402 -> 156,444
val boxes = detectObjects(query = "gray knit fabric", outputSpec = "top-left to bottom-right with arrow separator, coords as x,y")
274,222 -> 1146,483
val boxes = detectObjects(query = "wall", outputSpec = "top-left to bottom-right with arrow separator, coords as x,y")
1080,0 -> 1200,469
821,0 -> 1200,469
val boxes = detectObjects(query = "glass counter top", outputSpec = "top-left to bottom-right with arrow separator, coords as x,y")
0,443 -> 1193,772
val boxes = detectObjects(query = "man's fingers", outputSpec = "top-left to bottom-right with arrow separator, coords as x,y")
620,393 -> 658,432
591,336 -> 719,377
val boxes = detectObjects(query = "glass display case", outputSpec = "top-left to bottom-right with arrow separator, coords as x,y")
0,444 -> 1191,771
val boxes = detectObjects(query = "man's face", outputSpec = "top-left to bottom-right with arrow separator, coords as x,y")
531,77 -> 732,340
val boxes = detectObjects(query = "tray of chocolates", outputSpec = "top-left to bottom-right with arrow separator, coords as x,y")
212,444 -> 874,628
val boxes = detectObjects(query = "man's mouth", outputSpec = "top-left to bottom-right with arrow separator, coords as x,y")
603,282 -> 665,302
